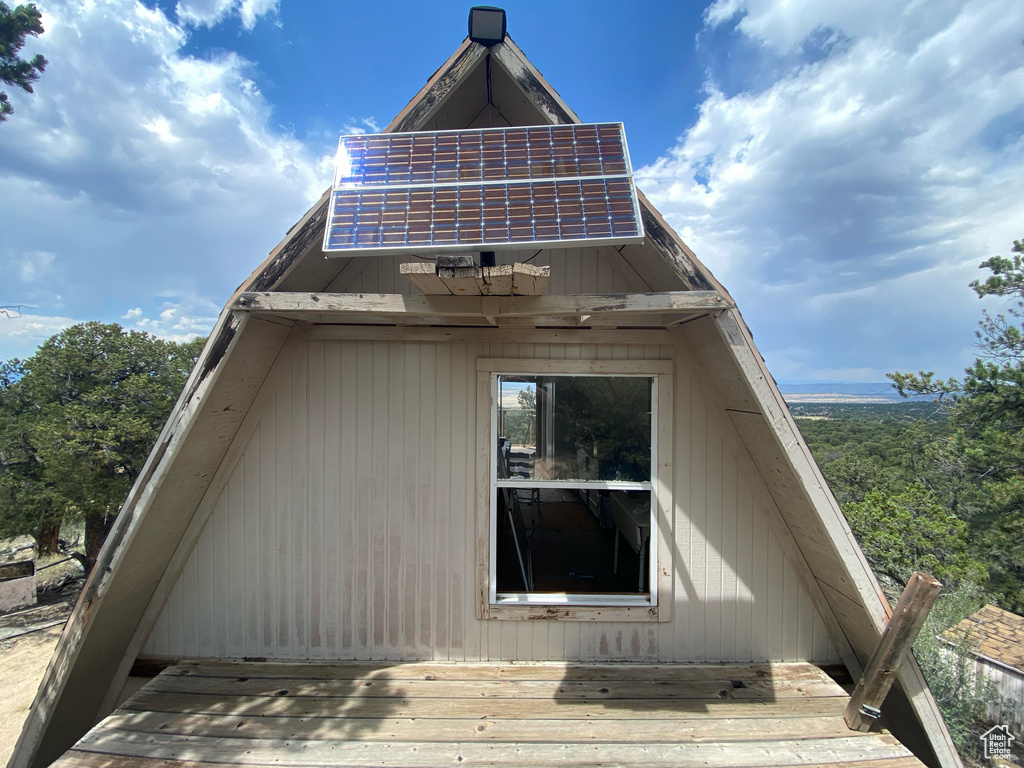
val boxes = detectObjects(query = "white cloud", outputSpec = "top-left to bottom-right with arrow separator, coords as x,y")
340,117 -> 382,136
1,1 -> 326,215
238,0 -> 278,29
18,251 -> 56,283
0,313 -> 78,360
175,0 -> 279,29
640,0 -> 1024,381
704,0 -> 933,54
0,0 -> 332,360
0,299 -> 216,364
121,297 -> 219,343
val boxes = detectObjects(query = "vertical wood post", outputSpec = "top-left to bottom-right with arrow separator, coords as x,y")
844,571 -> 942,732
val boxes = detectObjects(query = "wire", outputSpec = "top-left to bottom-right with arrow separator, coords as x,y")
0,305 -> 31,318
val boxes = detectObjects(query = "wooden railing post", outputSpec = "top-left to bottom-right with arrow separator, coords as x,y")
844,571 -> 943,732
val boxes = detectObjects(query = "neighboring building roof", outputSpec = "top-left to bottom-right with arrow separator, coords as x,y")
942,604 -> 1024,673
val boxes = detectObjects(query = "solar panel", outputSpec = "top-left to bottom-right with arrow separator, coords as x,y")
323,123 -> 644,256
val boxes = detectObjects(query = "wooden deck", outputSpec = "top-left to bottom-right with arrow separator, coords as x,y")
52,661 -> 926,768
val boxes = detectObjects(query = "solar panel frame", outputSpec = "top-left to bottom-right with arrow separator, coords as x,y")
323,123 -> 644,256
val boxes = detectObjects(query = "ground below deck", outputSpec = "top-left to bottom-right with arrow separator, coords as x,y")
52,660 -> 926,768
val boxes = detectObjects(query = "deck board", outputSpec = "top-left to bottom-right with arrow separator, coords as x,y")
97,710 -> 861,742
52,661 -> 926,768
141,674 -> 843,700
120,690 -> 852,720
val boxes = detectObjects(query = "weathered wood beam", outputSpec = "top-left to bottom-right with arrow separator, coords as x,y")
225,313 -> 696,329
233,291 -> 732,318
386,39 -> 485,133
305,326 -> 672,345
510,263 -> 549,295
401,262 -> 550,296
491,41 -> 580,126
439,264 -> 484,296
481,264 -> 513,295
844,572 -> 943,732
398,262 -> 452,295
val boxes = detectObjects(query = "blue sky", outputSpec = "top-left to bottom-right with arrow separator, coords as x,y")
1,0 -> 1022,383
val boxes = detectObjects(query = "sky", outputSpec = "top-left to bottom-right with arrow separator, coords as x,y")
1,0 -> 1021,383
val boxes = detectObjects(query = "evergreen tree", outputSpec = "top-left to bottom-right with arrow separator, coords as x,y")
0,2 -> 46,122
0,323 -> 203,567
888,239 -> 1024,610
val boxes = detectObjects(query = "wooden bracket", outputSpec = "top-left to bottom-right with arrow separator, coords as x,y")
400,261 -> 550,296
843,572 -> 942,732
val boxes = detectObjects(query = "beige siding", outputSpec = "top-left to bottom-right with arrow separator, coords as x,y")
143,338 -> 840,664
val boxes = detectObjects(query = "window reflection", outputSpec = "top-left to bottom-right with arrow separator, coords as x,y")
496,375 -> 652,484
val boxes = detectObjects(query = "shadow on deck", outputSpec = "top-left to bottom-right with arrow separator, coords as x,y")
50,660 -> 925,767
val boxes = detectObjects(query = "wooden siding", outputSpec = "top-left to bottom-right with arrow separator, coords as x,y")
143,338 -> 839,663
972,656 -> 1023,733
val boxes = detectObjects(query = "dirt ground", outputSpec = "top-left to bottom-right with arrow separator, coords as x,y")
0,538 -> 83,765
0,626 -> 62,765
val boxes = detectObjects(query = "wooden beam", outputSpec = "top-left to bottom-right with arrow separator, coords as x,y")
233,291 -> 732,318
433,256 -> 481,296
511,262 -> 549,295
398,262 -> 452,295
306,326 -> 672,345
6,314 -> 297,768
402,262 -> 550,297
844,573 -> 942,732
230,312 -> 699,329
481,265 -> 513,295
491,41 -> 580,126
386,39 -> 485,133
110,324 -> 311,719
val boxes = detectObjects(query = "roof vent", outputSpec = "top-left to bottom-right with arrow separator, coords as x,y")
468,6 -> 506,46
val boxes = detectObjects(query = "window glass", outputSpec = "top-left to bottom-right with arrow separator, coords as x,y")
493,374 -> 655,601
496,375 -> 651,483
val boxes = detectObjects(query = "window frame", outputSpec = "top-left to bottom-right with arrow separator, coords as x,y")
476,358 -> 673,621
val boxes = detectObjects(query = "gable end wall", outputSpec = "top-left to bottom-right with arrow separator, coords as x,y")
143,333 -> 839,665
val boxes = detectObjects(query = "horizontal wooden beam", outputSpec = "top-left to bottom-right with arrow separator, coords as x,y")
306,326 -> 673,345
247,313 -> 699,329
233,291 -> 732,318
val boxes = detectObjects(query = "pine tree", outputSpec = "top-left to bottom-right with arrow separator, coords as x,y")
0,2 -> 47,122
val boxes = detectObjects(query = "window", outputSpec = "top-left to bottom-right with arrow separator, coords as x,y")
478,359 -> 671,614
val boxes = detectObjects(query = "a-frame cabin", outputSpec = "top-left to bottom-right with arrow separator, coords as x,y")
12,13 -> 961,768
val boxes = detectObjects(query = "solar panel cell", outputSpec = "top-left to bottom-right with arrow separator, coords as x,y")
324,123 -> 643,254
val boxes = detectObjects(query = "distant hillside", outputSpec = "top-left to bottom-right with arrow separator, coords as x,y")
778,382 -> 930,404
788,401 -> 944,420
